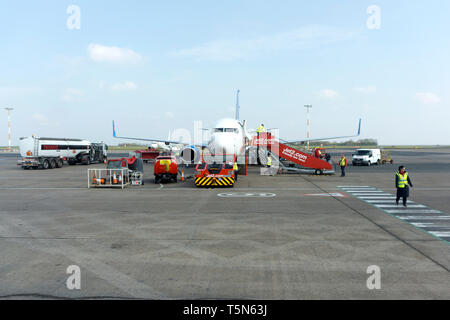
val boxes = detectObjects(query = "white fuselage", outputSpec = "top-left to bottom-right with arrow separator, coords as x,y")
206,118 -> 248,156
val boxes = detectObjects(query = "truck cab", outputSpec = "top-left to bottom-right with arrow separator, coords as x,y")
352,148 -> 381,166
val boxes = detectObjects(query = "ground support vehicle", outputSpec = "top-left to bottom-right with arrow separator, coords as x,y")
154,155 -> 178,183
194,162 -> 235,187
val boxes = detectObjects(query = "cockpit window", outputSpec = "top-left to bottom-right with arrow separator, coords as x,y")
214,128 -> 224,132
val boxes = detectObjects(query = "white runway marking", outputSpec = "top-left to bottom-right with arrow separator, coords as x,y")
339,185 -> 450,244
411,222 -> 450,228
365,200 -> 416,203
351,193 -> 393,196
345,190 -> 384,193
218,192 -> 277,198
375,204 -> 426,208
429,231 -> 450,238
399,216 -> 450,220
385,209 -> 442,214
358,196 -> 397,199
337,186 -> 373,188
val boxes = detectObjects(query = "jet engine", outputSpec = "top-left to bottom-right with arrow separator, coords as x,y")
180,145 -> 200,163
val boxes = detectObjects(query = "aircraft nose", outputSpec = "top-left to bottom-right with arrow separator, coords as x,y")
211,135 -> 236,154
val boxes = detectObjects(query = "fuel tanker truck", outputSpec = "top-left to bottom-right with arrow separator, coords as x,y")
18,136 -> 108,169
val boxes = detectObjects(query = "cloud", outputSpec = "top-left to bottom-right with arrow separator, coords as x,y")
88,43 -> 142,63
171,25 -> 355,61
164,111 -> 175,119
0,86 -> 42,96
111,81 -> 137,91
62,88 -> 83,102
415,92 -> 441,104
319,89 -> 338,99
353,85 -> 377,93
32,113 -> 60,127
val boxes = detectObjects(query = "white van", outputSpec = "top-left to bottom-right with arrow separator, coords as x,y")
352,148 -> 381,166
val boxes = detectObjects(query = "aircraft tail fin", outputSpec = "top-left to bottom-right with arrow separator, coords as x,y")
357,118 -> 362,136
112,120 -> 117,138
235,89 -> 240,120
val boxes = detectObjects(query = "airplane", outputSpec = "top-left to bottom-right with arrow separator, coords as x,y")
113,117 -> 248,163
112,91 -> 361,163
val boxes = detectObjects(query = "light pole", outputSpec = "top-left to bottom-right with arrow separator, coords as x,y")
3,107 -> 14,152
304,104 -> 312,151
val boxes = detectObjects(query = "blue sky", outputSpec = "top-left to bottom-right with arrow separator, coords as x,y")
1,0 -> 449,145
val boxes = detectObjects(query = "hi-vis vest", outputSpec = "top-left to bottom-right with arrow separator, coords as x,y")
267,157 -> 272,167
233,162 -> 238,171
396,172 -> 408,188
339,157 -> 346,167
256,125 -> 266,133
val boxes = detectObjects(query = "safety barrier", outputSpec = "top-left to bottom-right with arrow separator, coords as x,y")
88,168 -> 129,189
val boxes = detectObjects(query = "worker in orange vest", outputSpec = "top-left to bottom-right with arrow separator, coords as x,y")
339,155 -> 347,177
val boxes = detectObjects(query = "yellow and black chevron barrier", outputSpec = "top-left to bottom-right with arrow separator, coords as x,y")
195,176 -> 235,187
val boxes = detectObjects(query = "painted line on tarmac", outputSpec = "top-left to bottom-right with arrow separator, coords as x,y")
365,199 -> 417,203
375,204 -> 426,208
344,190 -> 384,193
350,193 -> 393,196
339,185 -> 450,244
399,216 -> 450,220
217,192 -> 276,198
385,209 -> 442,214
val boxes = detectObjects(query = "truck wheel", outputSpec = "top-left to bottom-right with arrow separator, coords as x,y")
56,159 -> 63,168
49,159 -> 57,169
315,169 -> 323,175
82,156 -> 90,165
42,159 -> 50,170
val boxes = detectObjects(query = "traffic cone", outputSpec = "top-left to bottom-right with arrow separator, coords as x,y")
92,171 -> 97,184
181,170 -> 185,181
113,171 -> 118,184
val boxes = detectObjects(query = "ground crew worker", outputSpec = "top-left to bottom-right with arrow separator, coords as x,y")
314,148 -> 322,158
266,153 -> 272,167
233,160 -> 239,181
256,124 -> 266,136
256,124 -> 266,165
395,166 -> 413,207
339,154 -> 347,177
266,153 -> 274,176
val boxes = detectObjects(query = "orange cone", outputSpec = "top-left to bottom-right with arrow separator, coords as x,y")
113,171 -> 118,184
92,171 -> 97,184
181,170 -> 185,181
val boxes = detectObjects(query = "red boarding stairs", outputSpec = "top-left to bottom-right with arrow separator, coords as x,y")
251,132 -> 332,172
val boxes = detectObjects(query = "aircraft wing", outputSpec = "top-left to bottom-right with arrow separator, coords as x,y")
112,121 -> 207,147
282,118 -> 361,144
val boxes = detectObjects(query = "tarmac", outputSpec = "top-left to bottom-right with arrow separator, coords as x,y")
0,149 -> 449,299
